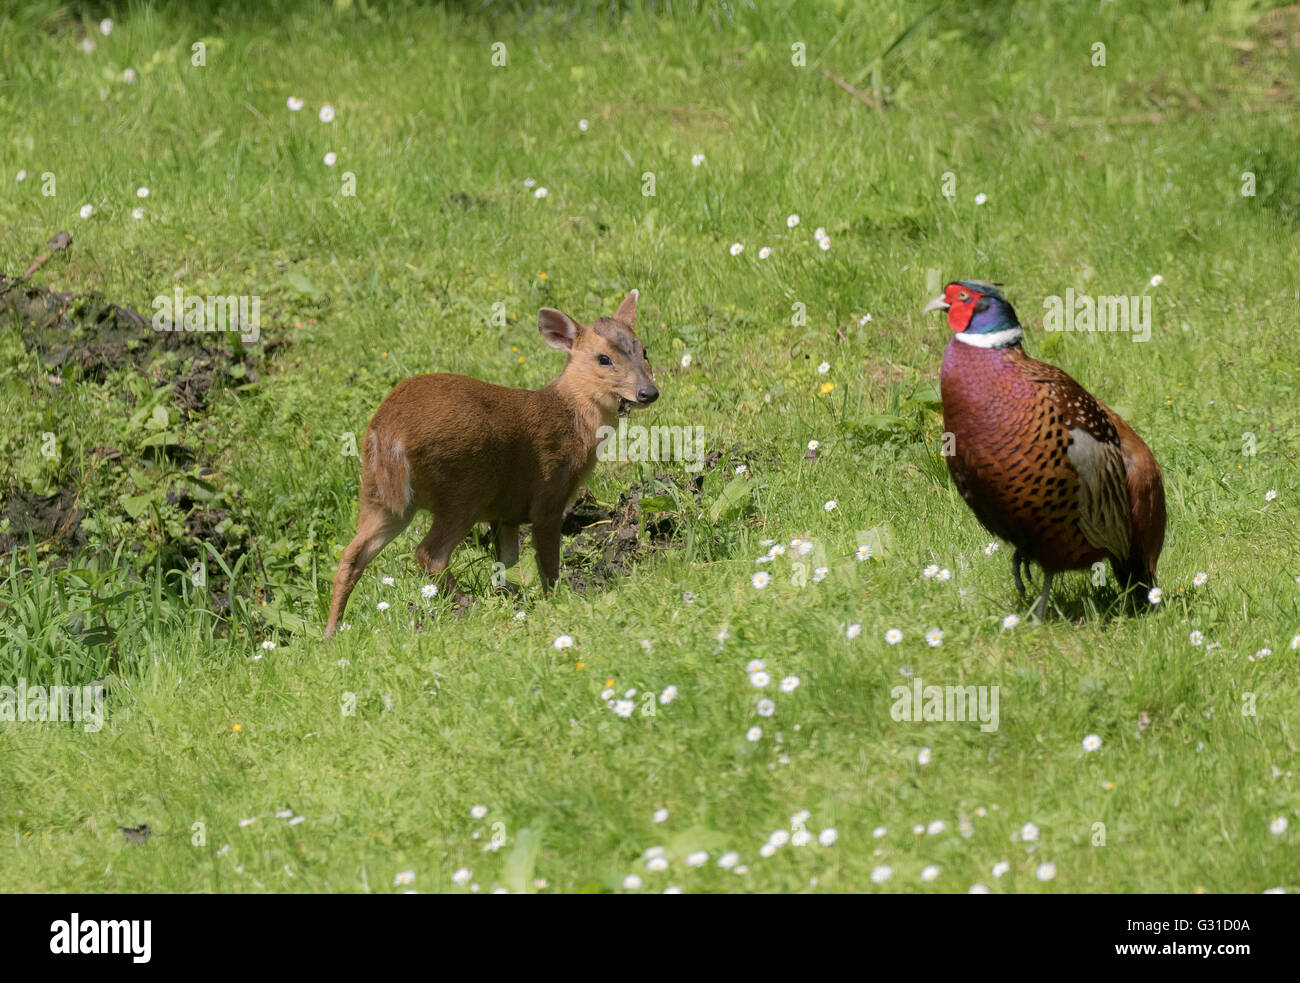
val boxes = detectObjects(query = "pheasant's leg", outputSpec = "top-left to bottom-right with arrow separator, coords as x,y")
1032,571 -> 1054,622
1011,549 -> 1028,601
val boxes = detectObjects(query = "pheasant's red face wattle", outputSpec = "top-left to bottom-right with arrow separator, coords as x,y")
944,284 -> 982,332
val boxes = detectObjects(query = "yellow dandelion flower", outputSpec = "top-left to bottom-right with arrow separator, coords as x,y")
538,272 -> 548,280
232,723 -> 242,733
820,382 -> 834,394
575,661 -> 585,671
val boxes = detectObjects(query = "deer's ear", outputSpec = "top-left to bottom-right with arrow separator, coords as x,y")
538,308 -> 582,351
614,288 -> 638,328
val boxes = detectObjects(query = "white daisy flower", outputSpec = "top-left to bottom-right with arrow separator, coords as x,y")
717,851 -> 740,869
470,805 -> 487,819
276,809 -> 293,819
1020,822 -> 1039,842
746,726 -> 762,742
623,874 -> 642,889
261,640 -> 276,651
759,843 -> 776,859
323,152 -> 337,166
812,567 -> 829,582
691,153 -> 705,166
553,634 -> 574,649
969,883 -> 990,894
870,865 -> 893,883
646,856 -> 668,872
899,665 -> 913,677
680,353 -> 692,368
1035,862 -> 1057,881
797,541 -> 814,556
786,214 -> 800,228
823,500 -> 837,512
380,576 -> 395,586
752,571 -> 771,590
289,815 -> 305,826
872,826 -> 887,839
394,870 -> 415,886
779,675 -> 799,692
136,186 -> 149,199
577,119 -> 589,131
1270,817 -> 1288,835
925,628 -> 944,647
817,828 -> 838,847
817,361 -> 830,374
791,810 -> 811,825
746,659 -> 766,673
319,104 -> 335,123
451,868 -> 471,885
1147,587 -> 1163,605
653,808 -> 669,823
1082,734 -> 1102,752
927,820 -> 946,835
613,700 -> 634,718
814,227 -> 826,239
885,628 -> 903,645
513,611 -> 525,621
923,564 -> 939,578
758,247 -> 771,259
792,830 -> 812,846
920,865 -> 940,882
1193,571 -> 1208,587
729,242 -> 744,256
1189,630 -> 1204,646
859,313 -> 872,325
917,747 -> 932,766
807,439 -> 820,451
984,541 -> 1000,555
768,830 -> 790,847
1292,635 -> 1300,650
663,886 -> 682,894
935,568 -> 952,582
974,192 -> 987,205
79,204 -> 93,219
16,170 -> 27,181
1002,614 -> 1020,630
992,860 -> 1010,878
533,187 -> 548,199
685,851 -> 708,867
818,237 -> 830,251
100,18 -> 113,35
131,207 -> 143,220
856,545 -> 872,561
624,688 -> 637,699
123,68 -> 135,83
757,698 -> 775,717
376,601 -> 390,612
523,178 -> 536,188
421,584 -> 437,598
1265,489 -> 1276,502
286,96 -> 304,111
1149,274 -> 1163,287
749,672 -> 771,691
847,623 -> 861,639
768,544 -> 787,557
1255,648 -> 1272,660
659,685 -> 677,704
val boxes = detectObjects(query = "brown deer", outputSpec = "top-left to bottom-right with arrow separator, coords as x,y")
325,290 -> 657,638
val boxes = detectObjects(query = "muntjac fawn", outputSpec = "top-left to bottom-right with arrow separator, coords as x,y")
324,290 -> 657,638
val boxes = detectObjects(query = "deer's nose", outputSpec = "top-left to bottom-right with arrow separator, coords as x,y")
637,385 -> 659,404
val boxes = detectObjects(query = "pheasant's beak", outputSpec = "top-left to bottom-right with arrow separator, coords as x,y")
922,295 -> 950,314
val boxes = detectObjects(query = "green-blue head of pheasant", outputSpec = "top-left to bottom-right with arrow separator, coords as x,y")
923,281 -> 1022,346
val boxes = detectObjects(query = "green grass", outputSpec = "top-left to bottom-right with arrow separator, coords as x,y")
2,0 -> 1299,893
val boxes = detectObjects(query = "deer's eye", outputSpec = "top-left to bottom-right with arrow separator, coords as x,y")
597,353 -> 613,366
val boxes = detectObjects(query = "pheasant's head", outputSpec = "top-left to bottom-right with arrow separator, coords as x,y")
923,281 -> 1022,344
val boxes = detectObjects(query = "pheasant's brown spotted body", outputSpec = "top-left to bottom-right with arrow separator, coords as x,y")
927,280 -> 1166,616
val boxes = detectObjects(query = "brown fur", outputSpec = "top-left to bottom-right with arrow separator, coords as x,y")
325,291 -> 656,638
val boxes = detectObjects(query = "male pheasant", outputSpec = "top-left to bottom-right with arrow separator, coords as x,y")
923,281 -> 1166,618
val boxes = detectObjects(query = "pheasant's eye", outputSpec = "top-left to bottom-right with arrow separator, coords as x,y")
597,353 -> 613,366
957,290 -> 971,301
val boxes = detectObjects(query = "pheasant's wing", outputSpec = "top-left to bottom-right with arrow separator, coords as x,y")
1019,357 -> 1132,563
1106,405 -> 1167,581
